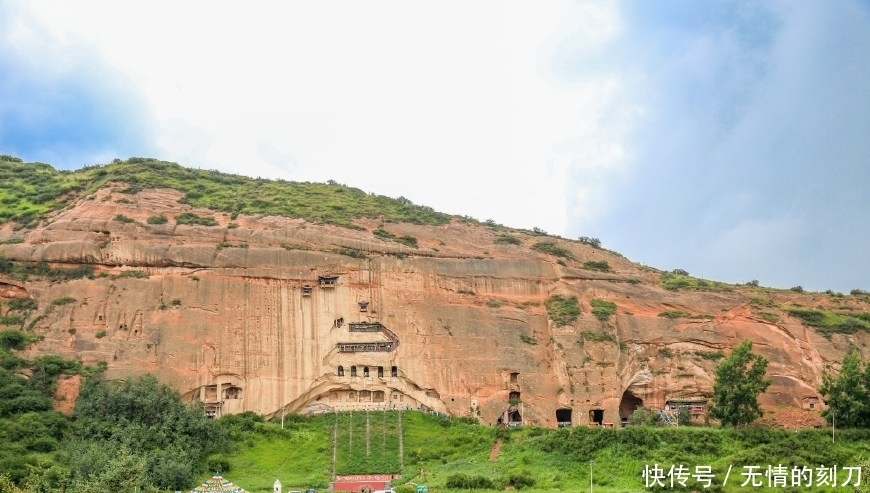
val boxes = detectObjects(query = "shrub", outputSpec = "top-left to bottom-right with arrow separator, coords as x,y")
175,212 -> 218,226
582,260 -> 610,272
659,347 -> 673,358
629,407 -> 660,426
0,329 -> 37,350
95,330 -> 106,339
749,297 -> 775,308
7,298 -> 37,313
520,334 -> 537,345
790,285 -> 805,293
336,248 -> 367,259
170,298 -> 182,307
0,316 -> 23,326
52,296 -> 77,306
581,330 -> 614,342
577,236 -> 602,248
113,214 -> 134,223
590,299 -> 616,321
658,310 -> 690,319
503,471 -> 535,489
695,350 -> 725,361
146,214 -> 168,225
446,474 -> 496,489
494,234 -> 521,245
531,241 -> 572,259
545,295 -> 580,326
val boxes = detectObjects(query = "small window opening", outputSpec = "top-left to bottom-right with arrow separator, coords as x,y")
510,372 -> 519,384
302,285 -> 313,296
350,366 -> 357,377
377,366 -> 384,378
363,366 -> 370,377
358,300 -> 369,312
337,366 -> 344,377
391,366 -> 398,377
334,317 -> 344,328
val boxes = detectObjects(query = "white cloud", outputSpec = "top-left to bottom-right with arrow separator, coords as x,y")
21,0 -> 624,235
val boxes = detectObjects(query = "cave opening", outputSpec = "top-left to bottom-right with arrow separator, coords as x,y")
556,408 -> 572,427
619,390 -> 644,424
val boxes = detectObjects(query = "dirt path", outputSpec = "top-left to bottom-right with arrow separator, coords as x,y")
489,438 -> 502,461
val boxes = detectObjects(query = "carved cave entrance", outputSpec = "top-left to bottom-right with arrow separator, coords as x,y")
619,390 -> 643,424
556,408 -> 572,427
589,409 -> 604,426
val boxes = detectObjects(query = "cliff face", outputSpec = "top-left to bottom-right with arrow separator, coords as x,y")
1,186 -> 864,426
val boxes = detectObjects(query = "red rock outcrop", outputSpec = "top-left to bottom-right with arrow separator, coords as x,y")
1,186 -> 866,426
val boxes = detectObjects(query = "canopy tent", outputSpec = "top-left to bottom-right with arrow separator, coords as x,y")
191,475 -> 248,493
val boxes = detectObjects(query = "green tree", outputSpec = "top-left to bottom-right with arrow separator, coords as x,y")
819,348 -> 869,427
709,340 -> 771,426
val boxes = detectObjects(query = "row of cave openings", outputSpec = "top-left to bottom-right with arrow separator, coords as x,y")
337,365 -> 398,378
499,389 -> 646,428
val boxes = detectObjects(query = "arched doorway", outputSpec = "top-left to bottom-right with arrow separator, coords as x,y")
619,390 -> 643,424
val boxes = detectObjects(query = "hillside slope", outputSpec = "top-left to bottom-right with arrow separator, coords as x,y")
1,157 -> 868,427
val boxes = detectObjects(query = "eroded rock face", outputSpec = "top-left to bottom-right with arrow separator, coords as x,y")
1,187 -> 866,426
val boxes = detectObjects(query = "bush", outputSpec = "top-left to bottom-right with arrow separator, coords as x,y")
658,310 -> 690,319
113,214 -> 134,223
175,212 -> 218,226
581,330 -> 614,343
52,296 -> 77,306
446,474 -> 496,489
494,234 -> 521,245
629,407 -> 660,426
146,214 -> 168,225
545,295 -> 580,326
577,236 -> 601,248
0,316 -> 23,326
503,471 -> 535,489
0,330 -> 36,350
95,330 -> 106,339
531,241 -> 572,259
790,285 -> 805,293
590,299 -> 616,321
583,260 -> 610,272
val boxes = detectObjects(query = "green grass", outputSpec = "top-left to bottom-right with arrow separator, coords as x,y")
590,299 -> 616,321
0,158 -> 451,229
373,228 -> 418,248
545,295 -> 580,326
531,241 -> 572,259
785,306 -> 870,338
209,412 -> 870,493
494,234 -> 521,245
660,271 -> 732,292
582,260 -> 610,272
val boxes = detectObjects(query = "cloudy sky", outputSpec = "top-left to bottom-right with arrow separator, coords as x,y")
2,1 -> 868,292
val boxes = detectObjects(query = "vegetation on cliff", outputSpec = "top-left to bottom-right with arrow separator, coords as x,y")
0,156 -> 449,229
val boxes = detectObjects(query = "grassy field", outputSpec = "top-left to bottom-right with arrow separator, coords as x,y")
209,411 -> 870,493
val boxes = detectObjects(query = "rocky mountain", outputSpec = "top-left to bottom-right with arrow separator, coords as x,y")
1,158 -> 868,427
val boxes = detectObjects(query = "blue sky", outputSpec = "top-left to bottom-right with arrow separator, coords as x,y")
1,1 -> 868,292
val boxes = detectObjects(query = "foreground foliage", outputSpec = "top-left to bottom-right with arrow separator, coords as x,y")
819,348 -> 870,428
709,340 -> 771,427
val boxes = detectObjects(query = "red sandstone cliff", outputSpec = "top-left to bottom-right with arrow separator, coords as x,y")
1,186 -> 865,427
